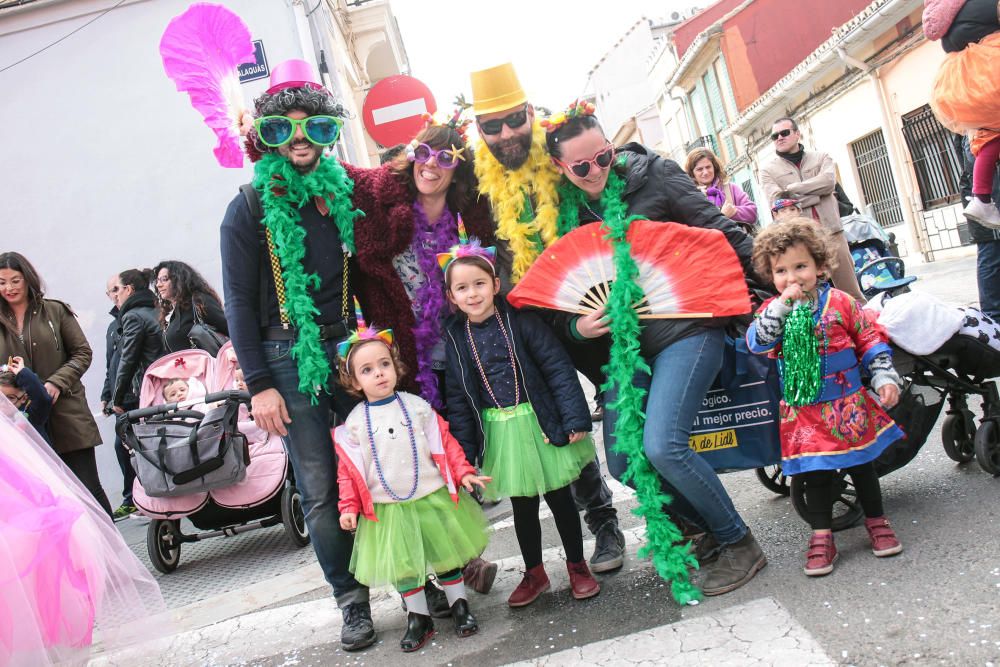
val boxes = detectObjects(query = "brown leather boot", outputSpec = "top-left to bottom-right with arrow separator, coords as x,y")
507,564 -> 550,607
566,560 -> 601,600
462,556 -> 499,595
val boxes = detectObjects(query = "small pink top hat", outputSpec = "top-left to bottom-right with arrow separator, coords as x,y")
266,58 -> 327,94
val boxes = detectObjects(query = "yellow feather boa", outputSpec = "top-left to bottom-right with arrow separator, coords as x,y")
474,123 -> 562,283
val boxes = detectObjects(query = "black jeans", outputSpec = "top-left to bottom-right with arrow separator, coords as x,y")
114,401 -> 138,505
801,462 -> 883,531
60,447 -> 114,517
510,484 -> 584,569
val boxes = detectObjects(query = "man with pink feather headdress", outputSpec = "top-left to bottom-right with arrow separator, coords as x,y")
218,59 -> 416,652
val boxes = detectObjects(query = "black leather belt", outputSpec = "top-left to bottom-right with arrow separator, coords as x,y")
261,321 -> 348,341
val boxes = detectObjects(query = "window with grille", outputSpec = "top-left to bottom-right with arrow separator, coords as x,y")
900,105 -> 963,209
851,130 -> 905,228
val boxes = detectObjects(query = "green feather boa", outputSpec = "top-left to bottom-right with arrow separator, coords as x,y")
557,167 -> 702,605
253,153 -> 363,402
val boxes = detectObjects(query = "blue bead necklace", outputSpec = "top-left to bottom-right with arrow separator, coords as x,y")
363,393 -> 420,501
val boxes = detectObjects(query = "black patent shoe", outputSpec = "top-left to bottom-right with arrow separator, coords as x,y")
450,599 -> 478,637
399,580 -> 451,618
400,612 -> 435,652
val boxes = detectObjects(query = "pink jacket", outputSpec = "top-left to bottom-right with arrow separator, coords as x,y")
923,0 -> 966,40
334,412 -> 476,521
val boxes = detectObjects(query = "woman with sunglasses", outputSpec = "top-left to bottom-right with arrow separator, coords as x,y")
0,252 -> 114,517
544,104 -> 767,598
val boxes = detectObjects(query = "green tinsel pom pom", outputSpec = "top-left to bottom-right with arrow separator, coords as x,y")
781,303 -> 822,406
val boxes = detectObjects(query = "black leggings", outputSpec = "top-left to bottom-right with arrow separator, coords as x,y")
801,462 -> 883,531
510,484 -> 584,569
59,448 -> 114,518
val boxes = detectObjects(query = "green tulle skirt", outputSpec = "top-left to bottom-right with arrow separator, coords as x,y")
481,402 -> 595,501
350,486 -> 489,591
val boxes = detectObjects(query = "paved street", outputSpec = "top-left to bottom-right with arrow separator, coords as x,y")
91,251 -> 1000,666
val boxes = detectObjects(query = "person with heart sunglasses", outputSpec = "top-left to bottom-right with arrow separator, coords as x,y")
544,101 -> 768,599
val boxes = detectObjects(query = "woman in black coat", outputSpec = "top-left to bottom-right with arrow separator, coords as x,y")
153,261 -> 228,353
111,269 -> 165,412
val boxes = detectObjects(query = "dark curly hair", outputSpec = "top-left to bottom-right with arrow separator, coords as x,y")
336,339 -> 407,398
751,217 -> 838,284
152,261 -> 223,327
392,125 -> 477,213
245,86 -> 347,160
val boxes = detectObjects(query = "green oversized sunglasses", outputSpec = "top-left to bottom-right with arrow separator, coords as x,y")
254,115 -> 344,147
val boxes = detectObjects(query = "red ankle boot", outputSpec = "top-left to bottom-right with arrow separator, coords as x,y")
803,532 -> 837,577
566,560 -> 600,600
507,564 -> 550,607
864,517 -> 903,557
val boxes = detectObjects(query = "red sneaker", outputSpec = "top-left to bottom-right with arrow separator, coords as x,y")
864,517 -> 903,557
507,564 -> 550,607
566,560 -> 601,600
803,533 -> 838,577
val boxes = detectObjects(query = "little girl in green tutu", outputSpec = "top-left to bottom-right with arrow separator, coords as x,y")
440,229 -> 602,608
334,304 -> 491,653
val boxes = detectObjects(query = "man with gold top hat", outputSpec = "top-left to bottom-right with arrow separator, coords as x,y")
469,62 -> 626,578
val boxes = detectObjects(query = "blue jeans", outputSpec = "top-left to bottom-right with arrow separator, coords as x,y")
264,338 -> 366,607
978,240 -> 1000,320
602,329 -> 748,545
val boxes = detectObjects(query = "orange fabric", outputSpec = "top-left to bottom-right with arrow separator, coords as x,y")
971,128 -> 1000,156
931,32 -> 1000,133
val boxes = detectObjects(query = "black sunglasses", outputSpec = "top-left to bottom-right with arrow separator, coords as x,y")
770,128 -> 793,141
478,106 -> 529,136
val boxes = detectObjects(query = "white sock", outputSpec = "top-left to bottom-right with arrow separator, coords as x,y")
402,588 -> 429,616
441,577 -> 467,606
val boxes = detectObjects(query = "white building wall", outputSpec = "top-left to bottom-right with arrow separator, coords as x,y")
587,21 -> 658,140
0,0 -> 376,482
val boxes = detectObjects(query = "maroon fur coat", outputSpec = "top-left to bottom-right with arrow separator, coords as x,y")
348,164 -> 495,393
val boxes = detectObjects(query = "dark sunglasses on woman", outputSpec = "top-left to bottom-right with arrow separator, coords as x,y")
554,144 -> 615,178
477,106 -> 529,136
254,115 -> 344,147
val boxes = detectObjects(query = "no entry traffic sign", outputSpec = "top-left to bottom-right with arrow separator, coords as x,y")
362,75 -> 437,147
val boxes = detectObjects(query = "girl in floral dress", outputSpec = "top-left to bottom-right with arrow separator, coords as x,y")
747,218 -> 907,577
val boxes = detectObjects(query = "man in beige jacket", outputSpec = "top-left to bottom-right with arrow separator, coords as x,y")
759,117 -> 865,301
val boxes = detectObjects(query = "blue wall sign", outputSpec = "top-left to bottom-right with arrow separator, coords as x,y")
238,40 -> 269,84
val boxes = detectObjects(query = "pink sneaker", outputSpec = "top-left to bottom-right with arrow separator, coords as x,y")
804,533 -> 838,577
864,517 -> 903,557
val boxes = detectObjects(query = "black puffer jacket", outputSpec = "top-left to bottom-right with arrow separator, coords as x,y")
162,291 -> 228,353
942,0 -> 999,52
112,289 -> 166,407
101,306 -> 122,406
574,143 -> 755,358
444,297 -> 592,467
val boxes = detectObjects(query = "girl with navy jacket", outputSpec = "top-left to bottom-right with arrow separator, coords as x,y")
0,356 -> 53,444
442,236 -> 600,608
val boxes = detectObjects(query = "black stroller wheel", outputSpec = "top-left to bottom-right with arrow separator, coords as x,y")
755,464 -> 790,496
147,519 -> 182,573
974,420 -> 1000,476
790,473 -> 864,532
281,485 -> 311,548
942,413 -> 976,463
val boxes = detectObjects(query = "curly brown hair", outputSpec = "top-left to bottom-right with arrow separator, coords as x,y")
392,125 -> 477,213
684,147 -> 726,183
336,340 -> 408,398
752,217 -> 838,283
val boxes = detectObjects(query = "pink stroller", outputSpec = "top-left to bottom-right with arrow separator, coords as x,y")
118,346 -> 308,573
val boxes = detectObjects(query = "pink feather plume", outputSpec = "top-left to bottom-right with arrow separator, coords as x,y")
159,3 -> 255,168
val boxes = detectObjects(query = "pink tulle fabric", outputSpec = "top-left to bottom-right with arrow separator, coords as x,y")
0,400 -> 166,665
159,3 -> 255,168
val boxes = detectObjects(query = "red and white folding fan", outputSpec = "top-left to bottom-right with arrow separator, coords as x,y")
508,220 -> 751,318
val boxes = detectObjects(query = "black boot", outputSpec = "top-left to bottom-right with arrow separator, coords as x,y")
340,602 -> 376,652
399,580 -> 451,618
450,598 -> 478,637
400,612 -> 434,652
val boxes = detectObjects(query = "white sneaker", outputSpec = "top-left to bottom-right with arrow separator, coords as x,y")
964,198 -> 1000,229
